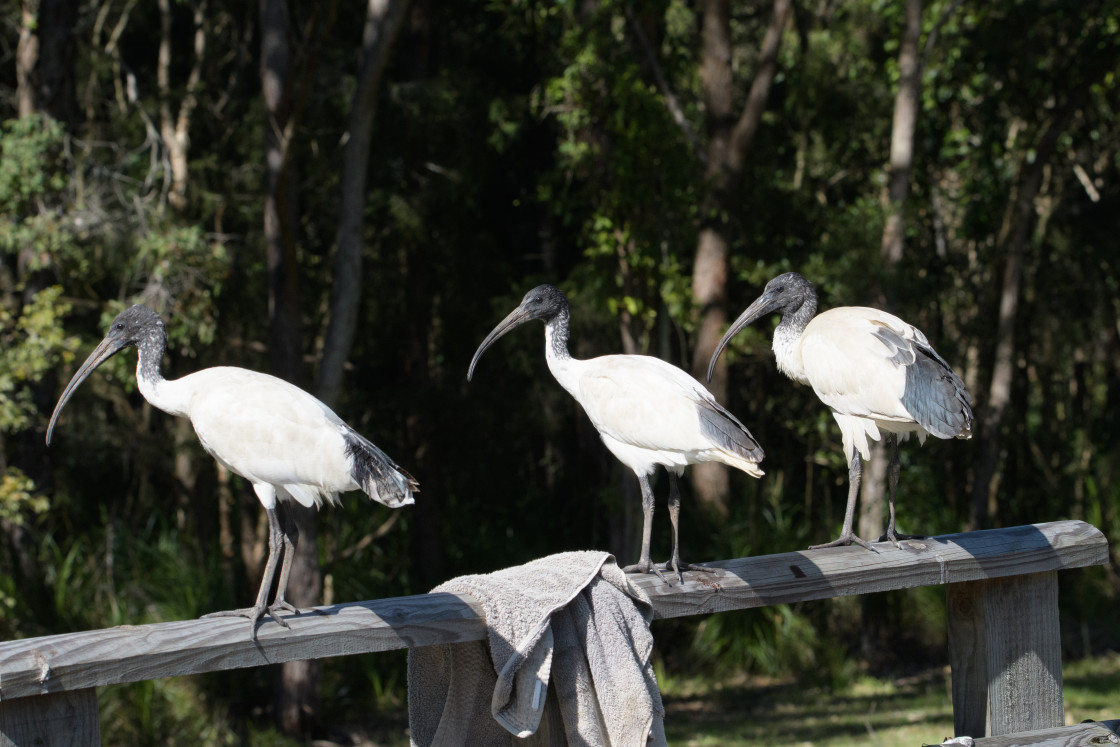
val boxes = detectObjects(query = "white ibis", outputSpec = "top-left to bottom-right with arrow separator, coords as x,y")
468,284 -> 764,582
46,305 -> 417,639
708,271 -> 972,549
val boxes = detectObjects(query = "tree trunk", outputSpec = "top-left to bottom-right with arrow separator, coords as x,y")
158,0 -> 207,211
859,0 -> 922,547
314,0 -> 412,407
968,165 -> 1033,530
969,101 -> 1078,531
259,0 -> 319,734
261,0 -> 302,387
16,0 -> 78,124
690,0 -> 791,516
880,0 -> 922,265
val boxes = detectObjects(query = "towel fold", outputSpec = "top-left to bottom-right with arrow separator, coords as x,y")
408,551 -> 666,746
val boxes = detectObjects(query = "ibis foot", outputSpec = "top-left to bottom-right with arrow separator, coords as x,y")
809,532 -> 877,551
623,560 -> 670,585
662,560 -> 717,584
203,605 -> 291,641
268,599 -> 300,618
878,528 -> 925,547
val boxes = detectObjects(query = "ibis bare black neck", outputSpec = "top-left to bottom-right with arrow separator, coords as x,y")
778,289 -> 818,340
135,324 -> 169,388
544,305 -> 572,362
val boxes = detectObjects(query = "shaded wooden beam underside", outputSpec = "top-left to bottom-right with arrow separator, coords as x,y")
0,520 -> 1106,701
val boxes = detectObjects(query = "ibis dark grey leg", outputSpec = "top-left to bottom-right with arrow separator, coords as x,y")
661,472 -> 715,582
622,475 -> 668,583
269,505 -> 300,618
881,434 -> 924,545
203,506 -> 291,640
810,451 -> 875,550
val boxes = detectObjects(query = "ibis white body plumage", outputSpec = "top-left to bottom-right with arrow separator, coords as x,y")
470,284 -> 763,582
139,365 -> 410,510
710,272 -> 972,549
546,344 -> 763,479
48,305 -> 416,639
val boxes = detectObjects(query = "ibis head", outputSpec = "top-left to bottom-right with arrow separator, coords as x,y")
707,272 -> 816,382
467,284 -> 569,381
47,305 -> 164,445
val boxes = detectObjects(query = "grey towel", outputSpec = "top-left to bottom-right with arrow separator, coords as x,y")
408,551 -> 666,746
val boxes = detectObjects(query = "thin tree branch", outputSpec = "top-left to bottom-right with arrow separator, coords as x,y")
728,0 -> 792,172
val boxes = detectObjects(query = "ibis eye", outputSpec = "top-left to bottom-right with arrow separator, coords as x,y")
116,322 -> 125,330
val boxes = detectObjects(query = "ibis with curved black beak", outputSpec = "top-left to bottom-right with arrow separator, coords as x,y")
469,284 -> 764,582
47,305 -> 417,640
708,272 -> 972,549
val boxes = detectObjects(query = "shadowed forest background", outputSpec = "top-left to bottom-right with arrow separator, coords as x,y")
1,0 -> 1119,742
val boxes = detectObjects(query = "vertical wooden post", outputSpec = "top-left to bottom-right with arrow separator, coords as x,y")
524,681 -> 568,747
947,580 -> 988,736
947,571 -> 1064,738
0,688 -> 100,746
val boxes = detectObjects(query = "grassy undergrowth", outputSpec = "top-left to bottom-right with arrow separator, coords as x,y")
661,652 -> 1120,747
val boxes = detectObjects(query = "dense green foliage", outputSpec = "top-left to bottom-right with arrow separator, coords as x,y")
1,0 -> 1118,741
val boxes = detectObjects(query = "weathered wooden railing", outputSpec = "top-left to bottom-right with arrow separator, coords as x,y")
0,520 -> 1109,745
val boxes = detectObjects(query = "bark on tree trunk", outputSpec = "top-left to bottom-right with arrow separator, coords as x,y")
314,0 -> 412,407
261,0 -> 302,387
859,0 -> 922,547
969,165 -> 1034,530
690,0 -> 790,516
969,100 -> 1079,531
259,0 -> 320,734
860,0 -> 922,666
16,0 -> 78,124
880,0 -> 922,265
158,0 -> 206,211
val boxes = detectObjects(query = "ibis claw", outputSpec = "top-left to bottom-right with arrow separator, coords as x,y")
878,528 -> 925,548
622,560 -> 671,586
202,605 -> 288,641
268,599 -> 300,617
265,606 -> 291,629
661,560 -> 718,584
809,532 -> 877,552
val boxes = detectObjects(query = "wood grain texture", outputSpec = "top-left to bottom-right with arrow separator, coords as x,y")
948,581 -> 989,737
0,687 -> 99,746
0,520 -> 1106,703
948,573 -> 1066,738
632,519 -> 1106,619
971,719 -> 1120,746
983,572 -> 1064,735
0,591 -> 487,701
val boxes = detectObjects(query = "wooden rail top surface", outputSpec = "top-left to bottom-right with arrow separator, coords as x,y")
973,718 -> 1120,746
0,520 -> 1107,702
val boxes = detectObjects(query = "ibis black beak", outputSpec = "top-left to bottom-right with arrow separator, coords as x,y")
46,335 -> 130,445
467,303 -> 534,381
706,291 -> 781,382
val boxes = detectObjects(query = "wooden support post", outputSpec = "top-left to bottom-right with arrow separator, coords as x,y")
947,579 -> 988,736
947,571 -> 1064,738
0,688 -> 100,746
